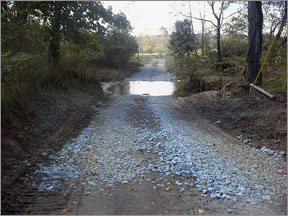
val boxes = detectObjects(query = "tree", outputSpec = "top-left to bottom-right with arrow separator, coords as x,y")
171,1 -> 239,67
1,1 -> 137,72
263,1 -> 287,41
207,1 -> 230,67
222,3 -> 248,57
199,2 -> 206,55
169,19 -> 198,57
137,34 -> 170,54
48,2 -> 61,72
244,1 -> 263,84
223,3 -> 248,38
159,26 -> 168,36
30,1 -> 114,72
101,12 -> 138,67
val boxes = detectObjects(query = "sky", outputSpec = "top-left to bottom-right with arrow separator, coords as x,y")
102,1 -> 242,36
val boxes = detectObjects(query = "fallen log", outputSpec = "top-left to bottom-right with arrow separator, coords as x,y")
250,83 -> 274,99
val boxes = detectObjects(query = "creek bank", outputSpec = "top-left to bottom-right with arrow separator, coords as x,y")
1,63 -> 141,214
177,89 -> 287,154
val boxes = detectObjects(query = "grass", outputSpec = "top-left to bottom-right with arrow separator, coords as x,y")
168,50 -> 287,95
262,64 -> 287,93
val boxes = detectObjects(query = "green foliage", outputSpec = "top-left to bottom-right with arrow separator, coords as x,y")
101,13 -> 138,68
1,52 -> 49,115
168,1 -> 286,95
221,35 -> 248,57
1,1 -> 138,117
222,65 -> 244,76
222,7 -> 248,57
102,31 -> 138,68
261,34 -> 287,93
137,35 -> 170,54
169,19 -> 199,57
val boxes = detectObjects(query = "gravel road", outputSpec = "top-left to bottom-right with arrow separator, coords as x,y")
28,58 -> 287,215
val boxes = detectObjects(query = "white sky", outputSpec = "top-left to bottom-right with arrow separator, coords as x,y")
102,1 -> 242,36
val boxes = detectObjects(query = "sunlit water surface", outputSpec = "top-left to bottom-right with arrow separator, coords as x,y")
101,81 -> 176,96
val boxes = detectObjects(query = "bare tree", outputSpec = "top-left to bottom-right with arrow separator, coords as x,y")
263,1 -> 287,41
207,1 -> 230,67
275,1 -> 287,42
172,1 -> 245,68
199,2 -> 206,55
176,1 -> 232,66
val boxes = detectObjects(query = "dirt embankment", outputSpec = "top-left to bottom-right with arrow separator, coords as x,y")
1,84 -> 103,187
1,64 -> 141,214
178,89 -> 287,153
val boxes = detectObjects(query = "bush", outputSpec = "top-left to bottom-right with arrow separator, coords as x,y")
221,35 -> 247,57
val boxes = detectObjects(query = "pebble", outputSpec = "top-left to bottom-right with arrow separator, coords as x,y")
260,147 -> 283,161
248,199 -> 259,205
262,195 -> 272,201
243,139 -> 251,143
28,65 -> 287,208
207,187 -> 213,192
210,193 -> 217,199
88,181 -> 96,186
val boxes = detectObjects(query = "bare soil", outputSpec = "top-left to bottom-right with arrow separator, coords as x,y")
1,59 -> 286,215
1,86 -> 104,214
1,64 -> 140,215
178,90 -> 287,153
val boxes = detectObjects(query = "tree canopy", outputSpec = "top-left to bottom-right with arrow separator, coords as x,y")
1,1 -> 138,70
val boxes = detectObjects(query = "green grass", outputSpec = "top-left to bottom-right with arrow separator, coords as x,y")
168,51 -> 287,95
262,70 -> 287,93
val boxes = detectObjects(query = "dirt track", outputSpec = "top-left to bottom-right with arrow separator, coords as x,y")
2,59 -> 287,215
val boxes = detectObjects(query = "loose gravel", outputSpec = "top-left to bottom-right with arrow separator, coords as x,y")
29,58 -> 287,210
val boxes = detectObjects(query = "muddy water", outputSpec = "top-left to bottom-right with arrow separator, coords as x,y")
23,57 -> 286,215
101,57 -> 176,96
101,81 -> 176,96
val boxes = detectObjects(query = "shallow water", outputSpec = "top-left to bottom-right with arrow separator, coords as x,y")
101,81 -> 176,96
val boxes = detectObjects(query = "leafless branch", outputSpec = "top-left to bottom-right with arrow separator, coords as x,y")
172,6 -> 217,28
208,1 -> 220,22
222,5 -> 246,20
191,16 -> 217,28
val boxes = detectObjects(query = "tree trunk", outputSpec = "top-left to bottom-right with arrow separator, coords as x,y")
245,1 -> 263,84
48,2 -> 61,73
276,1 -> 287,41
14,2 -> 29,25
201,20 -> 205,55
216,23 -> 222,68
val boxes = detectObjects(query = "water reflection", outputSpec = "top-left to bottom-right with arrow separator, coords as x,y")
101,81 -> 175,96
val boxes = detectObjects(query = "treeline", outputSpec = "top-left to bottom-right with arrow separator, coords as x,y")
168,1 -> 287,92
1,1 -> 138,115
136,34 -> 170,54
